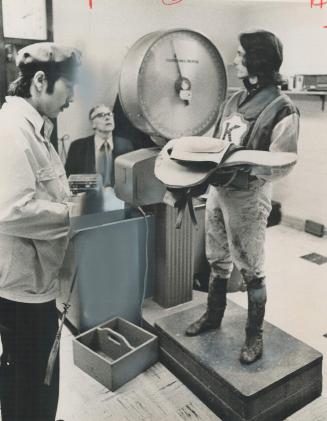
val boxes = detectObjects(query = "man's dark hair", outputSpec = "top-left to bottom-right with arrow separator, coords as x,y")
7,56 -> 78,97
239,30 -> 283,86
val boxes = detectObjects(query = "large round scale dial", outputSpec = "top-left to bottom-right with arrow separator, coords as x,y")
119,29 -> 227,145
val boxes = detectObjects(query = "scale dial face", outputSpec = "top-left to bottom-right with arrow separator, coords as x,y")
137,29 -> 226,140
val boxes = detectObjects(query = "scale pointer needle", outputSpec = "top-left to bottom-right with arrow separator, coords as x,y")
171,40 -> 183,78
171,40 -> 191,105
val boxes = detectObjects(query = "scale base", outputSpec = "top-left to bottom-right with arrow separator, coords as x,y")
151,300 -> 322,421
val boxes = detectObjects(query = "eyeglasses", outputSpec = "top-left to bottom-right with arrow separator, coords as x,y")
92,112 -> 114,120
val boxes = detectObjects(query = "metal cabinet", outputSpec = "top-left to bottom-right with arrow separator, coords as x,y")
58,208 -> 154,333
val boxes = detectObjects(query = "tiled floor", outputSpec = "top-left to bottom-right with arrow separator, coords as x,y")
1,224 -> 327,420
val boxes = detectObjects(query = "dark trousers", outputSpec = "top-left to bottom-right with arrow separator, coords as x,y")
0,298 -> 59,421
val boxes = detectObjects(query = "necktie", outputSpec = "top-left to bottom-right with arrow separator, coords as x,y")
99,140 -> 113,186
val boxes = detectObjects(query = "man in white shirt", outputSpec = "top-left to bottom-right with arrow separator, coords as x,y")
0,42 -> 81,421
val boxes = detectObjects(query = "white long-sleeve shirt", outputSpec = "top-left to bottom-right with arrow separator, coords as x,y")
0,96 -> 73,303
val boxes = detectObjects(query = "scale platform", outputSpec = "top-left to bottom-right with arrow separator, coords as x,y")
152,300 -> 322,421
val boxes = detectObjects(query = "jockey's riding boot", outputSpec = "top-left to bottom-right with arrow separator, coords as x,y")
240,277 -> 267,364
185,277 -> 228,336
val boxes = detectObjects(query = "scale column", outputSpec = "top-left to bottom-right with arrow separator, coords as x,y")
153,203 -> 194,308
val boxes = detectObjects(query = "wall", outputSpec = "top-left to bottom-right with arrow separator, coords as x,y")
53,0 -> 327,227
237,1 -> 327,75
273,97 -> 327,230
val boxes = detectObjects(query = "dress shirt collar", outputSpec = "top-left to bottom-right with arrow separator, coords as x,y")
94,132 -> 114,151
41,116 -> 54,143
4,96 -> 46,136
4,96 -> 54,151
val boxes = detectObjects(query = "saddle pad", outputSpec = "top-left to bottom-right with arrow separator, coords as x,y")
171,136 -> 229,154
171,137 -> 296,168
155,137 -> 297,188
155,151 -> 213,188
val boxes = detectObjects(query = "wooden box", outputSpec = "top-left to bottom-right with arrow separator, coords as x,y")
73,317 -> 158,391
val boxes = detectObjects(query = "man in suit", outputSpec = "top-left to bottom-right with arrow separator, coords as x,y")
65,104 -> 134,186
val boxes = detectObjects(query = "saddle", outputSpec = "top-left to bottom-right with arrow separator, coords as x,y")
154,136 -> 297,228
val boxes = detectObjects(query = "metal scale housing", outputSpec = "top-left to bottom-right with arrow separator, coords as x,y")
115,28 -> 227,307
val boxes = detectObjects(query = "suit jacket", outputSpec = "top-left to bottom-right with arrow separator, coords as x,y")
65,134 -> 134,185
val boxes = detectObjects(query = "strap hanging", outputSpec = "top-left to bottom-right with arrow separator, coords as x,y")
44,268 -> 78,386
175,189 -> 198,229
